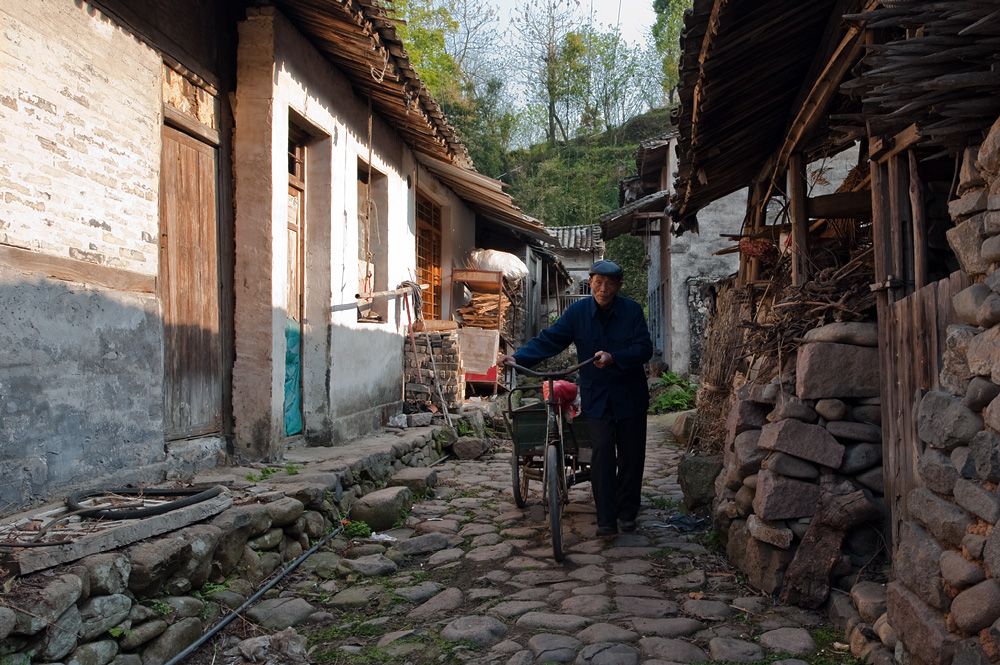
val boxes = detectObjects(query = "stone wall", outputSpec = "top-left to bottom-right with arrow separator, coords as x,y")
883,117 -> 1000,665
0,428 -> 444,664
711,321 -> 890,661
403,331 -> 465,414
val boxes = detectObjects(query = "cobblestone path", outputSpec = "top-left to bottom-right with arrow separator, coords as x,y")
210,414 -> 833,665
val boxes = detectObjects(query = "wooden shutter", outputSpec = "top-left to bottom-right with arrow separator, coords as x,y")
160,125 -> 222,439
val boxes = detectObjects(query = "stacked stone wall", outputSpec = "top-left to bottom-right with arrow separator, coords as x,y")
711,321 -> 891,662
884,117 -> 1000,665
403,331 -> 465,414
0,429 -> 444,664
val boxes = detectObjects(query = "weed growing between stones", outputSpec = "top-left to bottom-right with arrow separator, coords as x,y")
343,520 -> 372,538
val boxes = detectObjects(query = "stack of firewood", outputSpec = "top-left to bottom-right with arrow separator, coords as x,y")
455,291 -> 510,329
844,1 -> 1000,153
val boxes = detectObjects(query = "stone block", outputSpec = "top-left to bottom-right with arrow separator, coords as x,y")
982,234 -> 1000,263
960,146 -> 986,193
796,342 -> 879,399
917,390 -> 983,451
128,537 -> 190,597
942,325 -> 980,396
388,467 -> 438,494
979,116 -> 1000,176
747,514 -> 793,549
954,478 -> 1000,523
896,521 -> 949,610
752,469 -> 820,521
940,550 -> 986,591
767,399 -> 818,423
815,399 -> 847,421
952,447 -> 978,479
678,454 -> 723,511
965,378 -> 1000,411
966,326 -> 1000,384
762,452 -> 819,479
827,421 -> 881,443
725,400 -> 770,445
954,284 -> 992,327
757,418 -> 845,468
887,581 -> 956,665
350,486 -> 413,532
726,519 -> 794,595
855,466 -> 884,494
839,443 -> 882,474
953,638 -> 991,665
909,487 -> 974,549
985,394 -> 1000,433
802,322 -> 878,346
851,405 -> 882,426
918,448 -> 959,495
952,580 -> 1000,633
951,189 -> 988,220
851,581 -> 888,624
982,522 -> 1000,577
947,217 -> 990,276
971,429 -> 1000,482
733,429 -> 766,478
978,295 -> 1000,328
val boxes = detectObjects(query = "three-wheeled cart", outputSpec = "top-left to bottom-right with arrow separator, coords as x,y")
505,359 -> 593,562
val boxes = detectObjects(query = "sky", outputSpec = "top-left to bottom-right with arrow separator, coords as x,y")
491,0 -> 657,50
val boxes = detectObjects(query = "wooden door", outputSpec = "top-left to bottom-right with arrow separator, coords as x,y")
880,270 -> 971,553
159,125 -> 222,439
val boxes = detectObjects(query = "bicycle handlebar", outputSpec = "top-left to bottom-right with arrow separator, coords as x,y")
503,356 -> 595,378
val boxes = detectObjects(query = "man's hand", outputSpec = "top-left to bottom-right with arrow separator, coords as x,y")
593,351 -> 614,369
497,354 -> 516,367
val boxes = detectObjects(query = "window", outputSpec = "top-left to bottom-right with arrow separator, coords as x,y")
578,280 -> 591,295
415,194 -> 442,319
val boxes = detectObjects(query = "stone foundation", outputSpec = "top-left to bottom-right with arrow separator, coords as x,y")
0,427 -> 445,664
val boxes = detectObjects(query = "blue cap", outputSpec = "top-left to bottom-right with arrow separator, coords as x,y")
588,260 -> 623,279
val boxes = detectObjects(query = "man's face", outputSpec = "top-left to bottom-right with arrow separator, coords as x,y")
589,274 -> 622,308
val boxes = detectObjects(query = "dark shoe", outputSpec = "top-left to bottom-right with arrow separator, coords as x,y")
596,525 -> 618,538
619,519 -> 637,532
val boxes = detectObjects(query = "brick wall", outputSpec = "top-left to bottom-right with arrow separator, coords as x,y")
0,1 -> 161,275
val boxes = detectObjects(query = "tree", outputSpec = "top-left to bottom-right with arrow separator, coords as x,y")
583,25 -> 653,134
651,0 -> 691,104
511,0 -> 584,146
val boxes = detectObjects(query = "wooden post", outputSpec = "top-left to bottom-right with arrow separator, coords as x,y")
888,153 -> 913,298
788,153 -> 809,285
909,150 -> 929,291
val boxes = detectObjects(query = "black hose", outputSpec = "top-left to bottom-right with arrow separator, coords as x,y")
162,523 -> 345,665
66,486 -> 224,520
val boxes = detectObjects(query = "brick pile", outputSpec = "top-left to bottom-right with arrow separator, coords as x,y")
403,331 -> 464,414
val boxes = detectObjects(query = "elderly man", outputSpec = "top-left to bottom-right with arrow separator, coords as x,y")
499,260 -> 653,537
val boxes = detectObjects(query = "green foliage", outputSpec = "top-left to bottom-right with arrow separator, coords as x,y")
151,601 -> 172,616
652,0 -> 694,104
343,520 -> 373,538
455,419 -> 476,437
649,371 -> 698,414
108,626 -> 131,638
284,462 -> 304,476
245,467 -> 279,483
649,547 -> 674,558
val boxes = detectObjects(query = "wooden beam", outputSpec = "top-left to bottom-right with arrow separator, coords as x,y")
806,191 -> 873,218
869,123 -> 921,163
788,153 -> 809,286
909,150 -> 929,290
163,104 -> 219,147
0,244 -> 156,294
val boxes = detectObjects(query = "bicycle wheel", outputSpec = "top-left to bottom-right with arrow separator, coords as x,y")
511,450 -> 529,508
547,443 -> 564,562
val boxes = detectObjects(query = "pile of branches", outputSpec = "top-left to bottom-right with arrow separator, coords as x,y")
844,0 -> 1000,154
741,252 -> 876,382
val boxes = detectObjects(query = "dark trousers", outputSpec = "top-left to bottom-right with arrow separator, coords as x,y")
586,411 -> 647,528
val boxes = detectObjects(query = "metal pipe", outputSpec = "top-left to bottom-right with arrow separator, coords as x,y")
163,524 -> 344,665
355,283 -> 428,300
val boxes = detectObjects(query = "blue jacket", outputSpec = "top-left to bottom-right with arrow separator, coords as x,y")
513,295 -> 653,419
